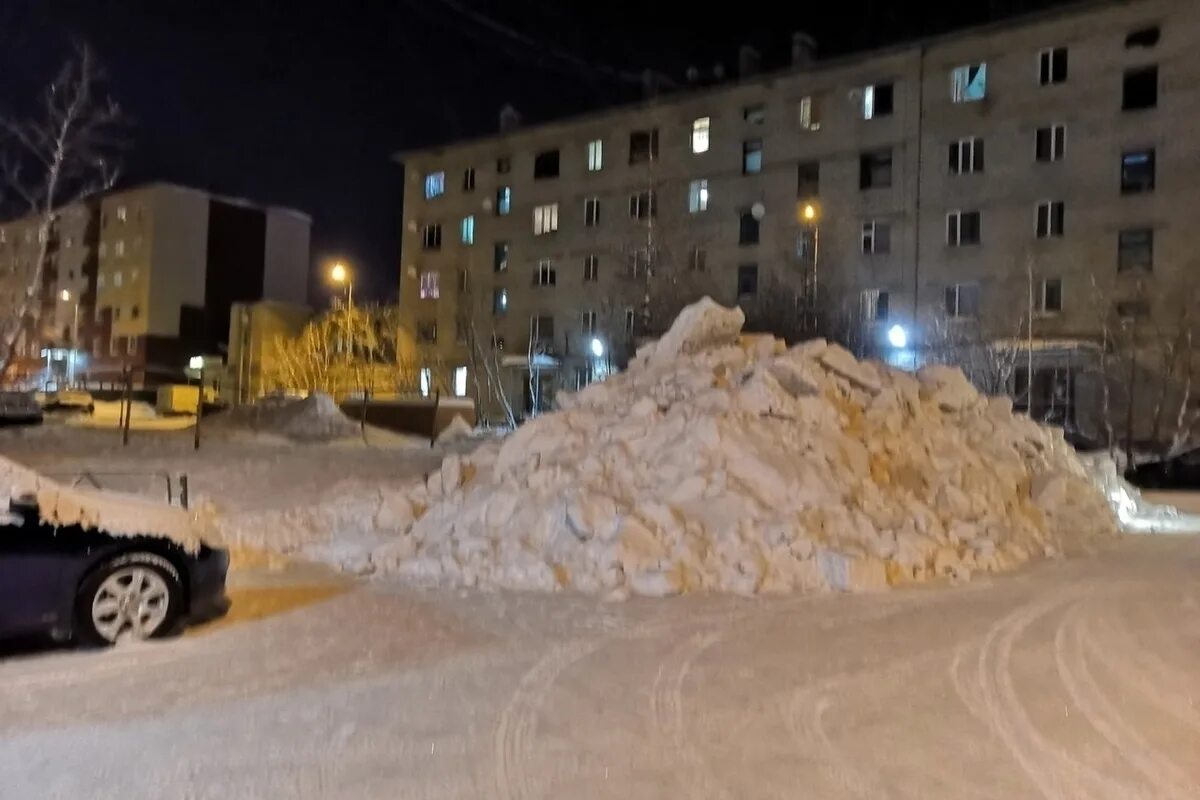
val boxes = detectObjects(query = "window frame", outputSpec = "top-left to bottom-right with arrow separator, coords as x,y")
688,179 -> 709,213
1035,200 -> 1065,239
1038,47 -> 1068,86
532,203 -> 560,236
950,63 -> 988,103
424,171 -> 446,199
691,117 -> 711,153
587,139 -> 604,172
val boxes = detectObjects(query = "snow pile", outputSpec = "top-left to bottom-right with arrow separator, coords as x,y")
207,392 -> 362,443
365,297 -> 1117,597
1081,454 -> 1200,534
435,415 -> 474,444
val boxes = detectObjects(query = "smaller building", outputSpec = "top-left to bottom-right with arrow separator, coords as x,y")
225,300 -> 315,404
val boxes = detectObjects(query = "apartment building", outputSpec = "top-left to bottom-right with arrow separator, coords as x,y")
396,0 -> 1200,431
0,182 -> 311,389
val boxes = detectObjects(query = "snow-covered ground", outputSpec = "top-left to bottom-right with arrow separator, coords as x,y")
1,534 -> 1197,798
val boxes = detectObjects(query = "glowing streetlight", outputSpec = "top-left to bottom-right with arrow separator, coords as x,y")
887,324 -> 908,349
801,202 -> 818,222
590,337 -> 605,358
329,261 -> 353,308
60,289 -> 71,302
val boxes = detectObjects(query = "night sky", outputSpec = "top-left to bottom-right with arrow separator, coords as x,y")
1,0 -> 1067,304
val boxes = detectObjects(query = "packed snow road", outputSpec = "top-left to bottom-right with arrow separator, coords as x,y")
2,535 -> 1197,799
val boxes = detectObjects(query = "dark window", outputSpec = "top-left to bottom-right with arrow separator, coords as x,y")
1036,201 -> 1065,238
629,129 -> 659,164
457,269 -> 469,294
131,305 -> 140,319
868,83 -> 894,117
496,156 -> 511,174
1041,279 -> 1063,312
1035,125 -> 1066,162
739,210 -> 760,245
421,224 -> 442,250
1123,66 -> 1158,110
628,191 -> 656,220
1126,26 -> 1160,49
743,104 -> 765,123
463,167 -> 476,191
949,138 -> 984,174
859,149 -> 893,189
495,186 -> 511,216
417,321 -> 437,343
494,241 -> 509,272
530,315 -> 554,342
1039,48 -> 1068,85
584,255 -> 598,282
1118,228 -> 1153,272
689,247 -> 706,272
797,161 -> 820,197
534,260 -> 556,287
584,197 -> 600,226
945,283 -> 980,317
876,291 -> 889,321
947,211 -> 982,246
736,264 -> 758,296
1116,299 -> 1149,319
742,139 -> 763,174
1121,149 -> 1156,194
533,149 -> 560,179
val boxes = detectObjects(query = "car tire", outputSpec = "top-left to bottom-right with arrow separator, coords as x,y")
76,552 -> 184,646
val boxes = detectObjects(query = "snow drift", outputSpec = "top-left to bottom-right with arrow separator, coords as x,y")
206,392 -> 362,443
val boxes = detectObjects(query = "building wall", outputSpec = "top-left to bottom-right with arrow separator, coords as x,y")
226,300 -> 314,403
397,0 -> 1199,421
263,210 -> 311,306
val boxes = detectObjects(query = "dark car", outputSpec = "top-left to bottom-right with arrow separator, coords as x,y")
0,498 -> 228,646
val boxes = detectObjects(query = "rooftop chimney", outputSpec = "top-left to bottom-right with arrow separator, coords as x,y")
499,104 -> 521,133
791,32 -> 817,68
738,45 -> 761,78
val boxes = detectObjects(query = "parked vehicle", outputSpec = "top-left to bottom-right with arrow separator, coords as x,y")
0,496 -> 228,645
0,391 -> 43,426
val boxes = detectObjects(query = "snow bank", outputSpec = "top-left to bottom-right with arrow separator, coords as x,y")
0,456 -> 211,550
1081,454 -> 1200,534
207,392 -> 362,443
435,415 -> 474,444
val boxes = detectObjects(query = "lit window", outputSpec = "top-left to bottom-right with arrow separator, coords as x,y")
533,203 -> 559,235
584,197 -> 600,227
1121,149 -> 1156,194
946,210 -> 982,246
535,258 -> 556,287
116,205 -> 127,222
691,117 -> 710,154
1039,47 -> 1068,85
114,240 -> 125,257
587,139 -> 603,171
1035,125 -> 1066,162
461,215 -> 475,245
861,221 -> 891,254
493,288 -> 508,315
419,270 -> 440,299
113,271 -> 123,288
945,284 -> 980,318
453,366 -> 468,397
584,255 -> 598,282
496,186 -> 511,216
419,368 -> 432,397
1118,228 -> 1153,272
742,139 -> 763,174
688,179 -> 709,213
421,224 -> 442,250
949,137 -> 985,174
798,96 -> 820,131
951,63 -> 987,102
861,289 -> 889,322
629,191 -> 656,220
424,172 -> 445,199
1036,201 -> 1065,238
1039,279 -> 1063,313
862,83 -> 894,119
581,310 -> 597,335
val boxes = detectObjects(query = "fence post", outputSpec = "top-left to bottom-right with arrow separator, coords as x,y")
121,367 -> 132,446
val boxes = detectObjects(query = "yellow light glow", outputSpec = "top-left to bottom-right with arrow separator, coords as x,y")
802,203 -> 818,221
330,262 -> 348,283
59,289 -> 71,302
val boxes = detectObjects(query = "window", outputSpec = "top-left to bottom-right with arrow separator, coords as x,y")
688,247 -> 706,272
624,307 -> 635,334
109,337 -> 119,356
798,95 -> 820,131
496,186 -> 511,216
736,264 -> 758,297
861,289 -> 889,322
949,137 -> 984,174
453,367 -> 468,398
951,64 -> 987,102
860,148 -> 893,189
1123,66 -> 1158,110
496,156 -> 511,174
494,241 -> 509,273
862,83 -> 894,119
114,240 -> 125,257
947,210 -> 982,246
530,315 -> 554,343
421,224 -> 442,250
1039,279 -> 1063,313
419,270 -> 440,299
581,197 -> 601,227
1036,201 -> 1065,238
796,229 -> 817,263
739,210 -> 760,245
1126,26 -> 1160,49
416,321 -> 437,345
631,249 -> 651,278
743,104 -> 765,124
535,259 -> 556,287
629,129 -> 659,164
587,139 -> 603,171
419,368 -> 432,397
688,180 -> 709,213
1121,149 -> 1156,194
463,167 -> 476,191
533,203 -> 559,235
584,254 -> 598,282
945,283 -> 980,318
797,161 -> 819,198
116,205 -> 127,222
424,172 -> 445,199
861,221 -> 891,254
533,149 -> 560,179
1039,47 -> 1068,85
131,305 -> 140,320
1118,228 -> 1153,272
457,268 -> 469,294
113,271 -> 123,288
691,117 -> 710,153
97,273 -> 105,289
629,191 -> 656,220
493,288 -> 508,315
126,336 -> 137,355
581,310 -> 597,335
742,139 -> 763,174
461,215 -> 475,245
1035,125 -> 1066,162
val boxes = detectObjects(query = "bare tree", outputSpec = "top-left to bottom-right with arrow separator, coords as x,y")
0,44 -> 124,382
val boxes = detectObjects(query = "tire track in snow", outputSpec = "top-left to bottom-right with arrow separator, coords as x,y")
1054,601 -> 1199,798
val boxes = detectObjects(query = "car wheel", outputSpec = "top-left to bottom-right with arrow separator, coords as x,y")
76,552 -> 183,646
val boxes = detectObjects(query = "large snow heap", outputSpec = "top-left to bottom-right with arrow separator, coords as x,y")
207,392 -> 362,443
371,298 -> 1116,596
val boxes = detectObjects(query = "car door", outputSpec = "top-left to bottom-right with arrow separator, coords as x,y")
0,503 -> 66,637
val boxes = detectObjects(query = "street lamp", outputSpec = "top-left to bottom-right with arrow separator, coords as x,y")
329,261 -> 353,309
797,202 -> 820,334
60,289 -> 79,386
589,337 -> 605,358
887,324 -> 908,349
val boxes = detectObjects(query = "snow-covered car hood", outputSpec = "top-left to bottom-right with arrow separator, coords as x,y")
0,455 -> 212,551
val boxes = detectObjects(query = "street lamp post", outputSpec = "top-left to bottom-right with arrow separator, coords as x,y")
799,202 -> 820,334
60,289 -> 79,386
329,261 -> 355,358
